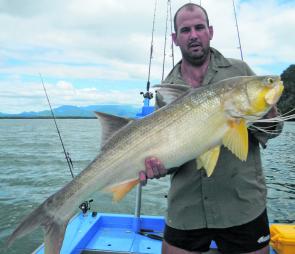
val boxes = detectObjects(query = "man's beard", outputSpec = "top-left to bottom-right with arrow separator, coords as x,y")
181,44 -> 210,66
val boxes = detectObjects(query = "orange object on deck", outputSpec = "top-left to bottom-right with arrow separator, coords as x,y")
270,224 -> 295,254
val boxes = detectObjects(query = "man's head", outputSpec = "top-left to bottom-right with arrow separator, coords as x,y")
173,3 -> 209,33
172,3 -> 213,66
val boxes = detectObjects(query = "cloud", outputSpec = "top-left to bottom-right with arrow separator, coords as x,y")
0,0 -> 294,113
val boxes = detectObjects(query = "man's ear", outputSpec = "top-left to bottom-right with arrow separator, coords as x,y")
209,26 -> 214,40
172,32 -> 178,46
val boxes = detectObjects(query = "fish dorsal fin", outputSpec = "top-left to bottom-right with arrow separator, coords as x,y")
196,146 -> 220,177
95,112 -> 133,146
154,83 -> 191,105
105,178 -> 140,202
223,119 -> 248,161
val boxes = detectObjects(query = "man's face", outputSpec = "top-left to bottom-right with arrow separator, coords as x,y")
172,7 -> 213,66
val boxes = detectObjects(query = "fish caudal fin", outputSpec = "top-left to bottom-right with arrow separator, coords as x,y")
6,203 -> 69,254
6,205 -> 48,250
105,178 -> 140,202
44,218 -> 69,254
223,119 -> 248,161
197,146 -> 221,177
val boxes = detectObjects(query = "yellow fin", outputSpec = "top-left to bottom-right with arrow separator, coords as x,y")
105,178 -> 139,202
223,119 -> 248,161
196,146 -> 220,177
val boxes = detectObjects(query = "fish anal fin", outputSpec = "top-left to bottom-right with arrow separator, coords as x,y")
223,119 -> 248,161
44,218 -> 69,254
105,178 -> 139,202
196,146 -> 220,177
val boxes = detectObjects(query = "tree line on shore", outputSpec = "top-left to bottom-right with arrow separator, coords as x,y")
278,64 -> 295,117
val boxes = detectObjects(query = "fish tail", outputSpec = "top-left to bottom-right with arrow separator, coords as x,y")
6,203 -> 69,254
44,218 -> 70,254
6,205 -> 48,248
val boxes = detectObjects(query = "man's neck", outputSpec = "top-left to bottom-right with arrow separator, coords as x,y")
180,53 -> 211,88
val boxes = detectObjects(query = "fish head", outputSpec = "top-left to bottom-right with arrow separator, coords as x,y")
225,75 -> 284,120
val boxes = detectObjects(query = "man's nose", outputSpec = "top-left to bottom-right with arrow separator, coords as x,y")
189,28 -> 199,38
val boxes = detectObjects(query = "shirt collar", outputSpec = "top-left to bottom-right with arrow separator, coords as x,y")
165,47 -> 232,85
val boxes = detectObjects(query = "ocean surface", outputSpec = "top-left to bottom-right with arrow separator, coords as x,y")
0,119 -> 294,254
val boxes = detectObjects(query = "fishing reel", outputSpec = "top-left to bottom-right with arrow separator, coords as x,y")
79,199 -> 93,214
140,91 -> 153,100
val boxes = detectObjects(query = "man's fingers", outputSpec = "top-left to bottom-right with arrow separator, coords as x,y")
265,106 -> 278,119
157,162 -> 167,177
140,156 -> 167,186
145,157 -> 162,178
139,170 -> 147,186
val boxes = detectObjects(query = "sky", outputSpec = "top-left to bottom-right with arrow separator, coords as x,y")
0,0 -> 294,113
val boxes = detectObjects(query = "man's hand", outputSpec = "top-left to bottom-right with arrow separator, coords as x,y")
254,106 -> 279,128
139,156 -> 167,186
251,105 -> 282,148
265,106 -> 278,119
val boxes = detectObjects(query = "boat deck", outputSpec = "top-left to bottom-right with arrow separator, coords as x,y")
34,212 -> 277,254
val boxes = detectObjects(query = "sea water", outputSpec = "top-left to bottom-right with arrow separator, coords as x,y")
0,119 -> 294,254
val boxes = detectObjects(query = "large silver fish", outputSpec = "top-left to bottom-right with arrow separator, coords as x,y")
7,75 -> 284,253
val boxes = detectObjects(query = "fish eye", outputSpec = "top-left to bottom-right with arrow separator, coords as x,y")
267,77 -> 274,84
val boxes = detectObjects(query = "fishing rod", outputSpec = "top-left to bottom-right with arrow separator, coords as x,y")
40,74 -> 96,214
161,0 -> 169,82
169,0 -> 175,68
141,0 -> 158,100
39,73 -> 75,179
232,0 -> 244,60
161,0 -> 175,81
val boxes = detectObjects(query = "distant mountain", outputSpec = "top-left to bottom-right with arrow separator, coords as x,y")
0,104 -> 142,118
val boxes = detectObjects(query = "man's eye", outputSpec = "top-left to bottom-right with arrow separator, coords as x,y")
180,27 -> 190,33
195,25 -> 205,30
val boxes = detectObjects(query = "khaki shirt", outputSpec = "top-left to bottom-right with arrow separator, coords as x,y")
157,48 -> 281,229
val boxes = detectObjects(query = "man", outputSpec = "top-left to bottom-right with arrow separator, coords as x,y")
139,3 -> 282,254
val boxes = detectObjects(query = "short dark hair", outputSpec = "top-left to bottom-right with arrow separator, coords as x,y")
174,3 -> 210,33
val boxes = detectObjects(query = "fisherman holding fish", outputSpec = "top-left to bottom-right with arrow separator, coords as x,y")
7,2 -> 285,254
140,3 -> 283,254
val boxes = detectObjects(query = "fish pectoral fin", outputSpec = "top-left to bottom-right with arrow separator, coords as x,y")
196,146 -> 220,177
105,178 -> 140,202
223,119 -> 248,161
44,218 -> 69,254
